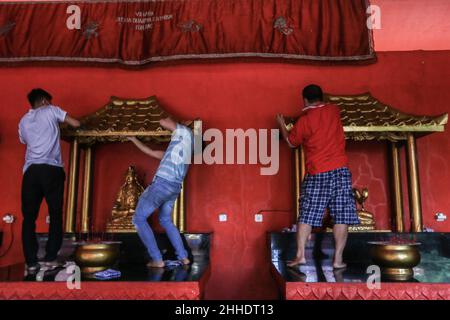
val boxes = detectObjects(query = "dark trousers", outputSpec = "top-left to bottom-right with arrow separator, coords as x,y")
21,164 -> 65,264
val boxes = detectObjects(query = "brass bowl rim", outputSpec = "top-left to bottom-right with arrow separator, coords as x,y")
74,241 -> 122,249
368,241 -> 421,249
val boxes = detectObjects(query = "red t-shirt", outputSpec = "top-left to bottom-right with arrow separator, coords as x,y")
288,103 -> 348,175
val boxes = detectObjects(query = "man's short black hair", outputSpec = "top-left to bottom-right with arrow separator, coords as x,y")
27,88 -> 52,107
302,84 -> 323,103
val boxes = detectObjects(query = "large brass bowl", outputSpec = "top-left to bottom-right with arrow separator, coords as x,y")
74,242 -> 121,276
368,241 -> 421,281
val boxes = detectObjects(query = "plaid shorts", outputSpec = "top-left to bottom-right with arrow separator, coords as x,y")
298,167 -> 360,227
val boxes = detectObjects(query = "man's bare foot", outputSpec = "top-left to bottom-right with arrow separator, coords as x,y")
287,257 -> 306,267
332,262 -> 347,270
332,254 -> 347,269
147,261 -> 165,268
181,258 -> 191,265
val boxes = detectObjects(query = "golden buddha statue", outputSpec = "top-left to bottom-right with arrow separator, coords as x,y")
106,166 -> 145,232
349,187 -> 376,231
324,187 -> 376,232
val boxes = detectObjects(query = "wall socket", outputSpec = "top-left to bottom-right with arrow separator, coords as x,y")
255,214 -> 263,222
435,212 -> 447,222
2,214 -> 15,224
219,213 -> 227,222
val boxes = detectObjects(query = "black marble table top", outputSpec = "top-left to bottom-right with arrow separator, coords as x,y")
270,232 -> 450,284
0,232 -> 211,282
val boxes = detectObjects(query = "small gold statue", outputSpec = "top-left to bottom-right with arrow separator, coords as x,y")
106,166 -> 145,232
349,187 -> 376,231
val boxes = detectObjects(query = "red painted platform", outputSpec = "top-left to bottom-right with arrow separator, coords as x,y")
271,265 -> 450,300
0,268 -> 210,300
0,264 -> 210,300
0,232 -> 212,300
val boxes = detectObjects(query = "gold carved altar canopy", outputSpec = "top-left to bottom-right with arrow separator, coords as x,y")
288,93 -> 448,232
63,96 -> 176,144
61,96 -> 198,233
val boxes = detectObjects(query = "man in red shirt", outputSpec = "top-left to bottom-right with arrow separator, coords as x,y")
277,84 -> 359,269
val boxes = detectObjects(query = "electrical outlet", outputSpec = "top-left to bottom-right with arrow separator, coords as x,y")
2,214 -> 15,224
435,212 -> 447,222
219,213 -> 227,222
255,214 -> 263,222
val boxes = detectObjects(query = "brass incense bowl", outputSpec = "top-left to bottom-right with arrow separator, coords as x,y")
368,241 -> 421,281
74,241 -> 121,276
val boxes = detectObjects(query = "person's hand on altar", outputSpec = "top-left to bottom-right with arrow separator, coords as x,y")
276,113 -> 296,148
126,136 -> 139,143
276,113 -> 286,127
126,136 -> 164,160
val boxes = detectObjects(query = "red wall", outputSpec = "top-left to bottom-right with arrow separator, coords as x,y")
372,0 -> 450,51
1,51 -> 449,299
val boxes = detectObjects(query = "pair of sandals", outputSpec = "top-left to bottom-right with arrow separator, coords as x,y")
147,258 -> 191,268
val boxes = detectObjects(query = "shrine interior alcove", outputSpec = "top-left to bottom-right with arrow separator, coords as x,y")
61,95 -> 201,234
286,93 -> 448,233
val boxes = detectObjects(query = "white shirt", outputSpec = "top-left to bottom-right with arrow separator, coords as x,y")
18,105 -> 67,173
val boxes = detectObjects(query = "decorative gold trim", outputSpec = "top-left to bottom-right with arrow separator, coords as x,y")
61,96 -> 198,145
326,229 -> 392,233
0,52 -> 376,65
343,125 -> 446,133
68,130 -> 172,137
285,93 -> 448,142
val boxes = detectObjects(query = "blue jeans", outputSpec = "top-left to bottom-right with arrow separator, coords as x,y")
132,177 -> 188,262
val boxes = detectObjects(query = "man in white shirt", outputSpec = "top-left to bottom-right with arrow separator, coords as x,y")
19,88 -> 80,272
128,117 -> 193,268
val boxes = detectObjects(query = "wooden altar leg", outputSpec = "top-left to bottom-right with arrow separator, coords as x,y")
65,139 -> 80,233
171,182 -> 185,232
293,147 -> 306,222
81,146 -> 93,233
179,181 -> 185,232
300,146 -> 306,182
293,149 -> 300,221
172,196 -> 179,230
406,134 -> 423,232
390,142 -> 404,232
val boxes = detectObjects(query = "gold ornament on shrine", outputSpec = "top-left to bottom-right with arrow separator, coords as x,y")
349,187 -> 376,231
106,166 -> 145,232
286,92 -> 448,233
60,96 -> 198,234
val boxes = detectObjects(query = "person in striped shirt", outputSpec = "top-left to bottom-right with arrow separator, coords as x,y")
127,117 -> 193,268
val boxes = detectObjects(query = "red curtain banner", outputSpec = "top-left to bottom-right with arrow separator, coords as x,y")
0,0 -> 375,65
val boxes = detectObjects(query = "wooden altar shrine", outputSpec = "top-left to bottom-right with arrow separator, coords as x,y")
61,96 -> 201,234
287,93 -> 448,232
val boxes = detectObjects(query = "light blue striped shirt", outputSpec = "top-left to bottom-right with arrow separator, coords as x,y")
155,124 -> 193,184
